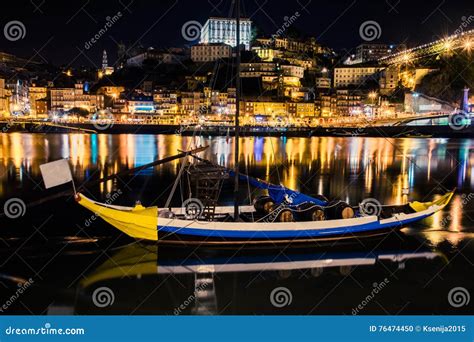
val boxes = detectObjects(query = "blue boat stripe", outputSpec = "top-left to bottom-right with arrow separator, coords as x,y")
158,214 -> 431,239
158,216 -> 414,238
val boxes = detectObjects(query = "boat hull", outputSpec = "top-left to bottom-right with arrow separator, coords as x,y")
156,214 -> 430,240
76,191 -> 454,245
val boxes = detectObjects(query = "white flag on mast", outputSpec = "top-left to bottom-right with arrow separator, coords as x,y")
40,159 -> 73,189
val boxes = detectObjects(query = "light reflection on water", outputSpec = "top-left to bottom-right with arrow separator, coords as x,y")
0,133 -> 473,315
1,133 -> 474,245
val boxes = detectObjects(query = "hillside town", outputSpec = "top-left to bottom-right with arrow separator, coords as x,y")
0,17 -> 473,127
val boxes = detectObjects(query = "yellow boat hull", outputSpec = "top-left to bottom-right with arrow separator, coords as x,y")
76,193 -> 158,241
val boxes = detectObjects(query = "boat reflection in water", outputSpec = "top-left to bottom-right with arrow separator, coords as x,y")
75,236 -> 446,315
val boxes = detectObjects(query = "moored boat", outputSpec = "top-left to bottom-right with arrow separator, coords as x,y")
74,189 -> 454,245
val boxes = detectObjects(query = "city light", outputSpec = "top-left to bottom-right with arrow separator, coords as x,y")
464,39 -> 473,52
443,40 -> 453,50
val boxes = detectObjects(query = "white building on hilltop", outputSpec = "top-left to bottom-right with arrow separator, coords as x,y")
200,17 -> 252,50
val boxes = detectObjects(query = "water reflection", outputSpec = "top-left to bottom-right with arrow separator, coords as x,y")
71,239 -> 447,314
0,133 -> 473,315
1,134 -> 474,242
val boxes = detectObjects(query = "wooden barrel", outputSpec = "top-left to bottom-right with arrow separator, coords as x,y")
253,196 -> 275,214
325,201 -> 355,220
310,208 -> 326,221
277,209 -> 294,222
297,203 -> 326,221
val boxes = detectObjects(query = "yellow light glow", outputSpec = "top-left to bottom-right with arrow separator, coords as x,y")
464,40 -> 473,51
443,40 -> 453,50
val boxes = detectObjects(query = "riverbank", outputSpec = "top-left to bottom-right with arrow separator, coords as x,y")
1,121 -> 472,138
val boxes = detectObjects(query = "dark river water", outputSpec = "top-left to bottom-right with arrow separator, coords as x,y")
0,133 -> 472,315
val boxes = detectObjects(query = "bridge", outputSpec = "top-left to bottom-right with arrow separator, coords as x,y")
379,29 -> 474,66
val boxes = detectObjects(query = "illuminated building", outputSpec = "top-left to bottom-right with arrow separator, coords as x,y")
404,92 -> 455,114
28,86 -> 48,118
0,79 -> 8,117
154,90 -> 179,123
240,63 -> 277,78
284,57 -> 314,70
334,66 -> 382,88
97,86 -> 125,98
379,66 -> 399,95
98,50 -> 114,79
242,101 -> 316,121
200,87 -> 236,123
336,90 -> 363,116
255,37 -> 328,54
35,98 -> 49,116
287,102 -> 315,118
191,43 -> 232,62
356,44 -> 396,62
315,77 -> 331,89
50,83 -> 104,113
315,91 -> 363,117
127,95 -> 155,114
200,17 -> 252,50
316,93 -> 337,117
243,101 -> 287,118
180,92 -> 203,117
6,80 -> 29,116
251,47 -> 283,61
281,65 -> 305,78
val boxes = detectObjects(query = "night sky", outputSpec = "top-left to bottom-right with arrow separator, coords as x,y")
0,0 -> 472,67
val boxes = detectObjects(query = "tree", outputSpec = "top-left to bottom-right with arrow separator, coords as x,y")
68,107 -> 89,118
416,51 -> 474,104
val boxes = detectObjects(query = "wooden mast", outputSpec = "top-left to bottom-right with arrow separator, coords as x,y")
233,0 -> 241,221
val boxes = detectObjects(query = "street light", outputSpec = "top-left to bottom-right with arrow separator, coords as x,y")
443,40 -> 453,51
464,40 -> 473,52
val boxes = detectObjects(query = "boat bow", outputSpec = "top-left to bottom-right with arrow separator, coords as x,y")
75,193 -> 158,241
